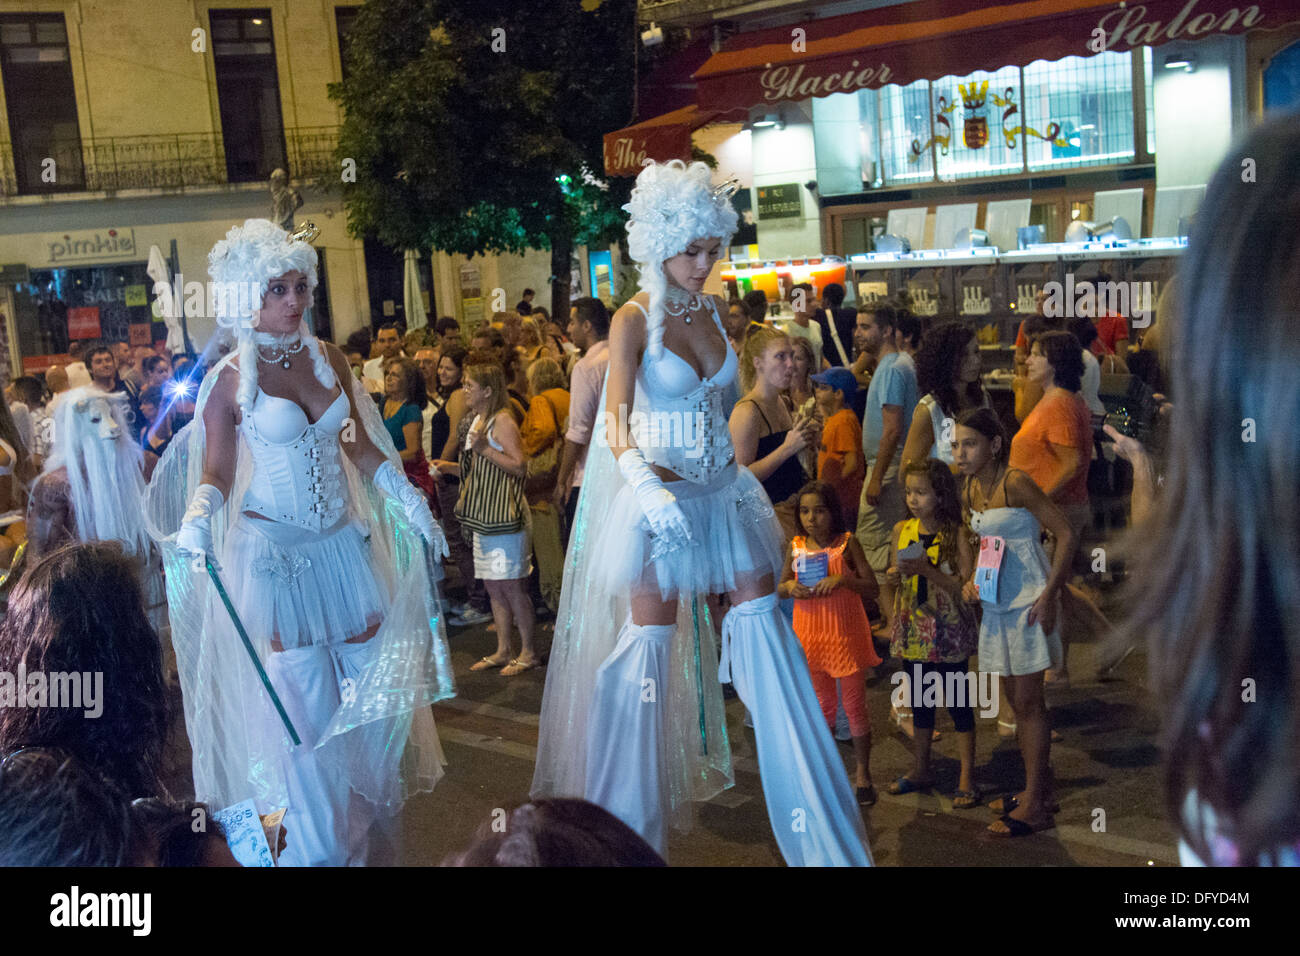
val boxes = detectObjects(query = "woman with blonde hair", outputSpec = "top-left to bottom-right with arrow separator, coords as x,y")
439,358 -> 537,676
731,324 -> 818,542
521,356 -> 571,612
517,318 -> 544,360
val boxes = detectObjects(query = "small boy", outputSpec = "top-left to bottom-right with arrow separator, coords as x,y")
811,367 -> 864,528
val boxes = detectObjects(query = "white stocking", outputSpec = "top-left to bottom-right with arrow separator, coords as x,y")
584,616 -> 674,858
265,646 -> 348,867
720,593 -> 873,867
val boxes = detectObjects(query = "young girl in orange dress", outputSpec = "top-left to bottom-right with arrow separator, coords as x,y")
779,480 -> 882,804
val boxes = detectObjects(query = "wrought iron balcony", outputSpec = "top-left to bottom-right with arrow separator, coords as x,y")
0,126 -> 340,197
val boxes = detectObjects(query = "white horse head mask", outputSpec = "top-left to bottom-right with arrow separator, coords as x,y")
48,386 -> 150,556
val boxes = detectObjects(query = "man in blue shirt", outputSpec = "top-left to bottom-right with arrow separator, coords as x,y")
857,304 -> 919,635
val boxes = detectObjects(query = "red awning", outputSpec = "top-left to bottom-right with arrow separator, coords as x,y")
602,104 -> 722,177
694,0 -> 1292,113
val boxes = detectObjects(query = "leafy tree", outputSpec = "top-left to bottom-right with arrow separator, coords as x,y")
329,0 -> 636,323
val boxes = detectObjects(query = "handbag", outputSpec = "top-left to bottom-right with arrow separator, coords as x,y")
454,415 -> 527,535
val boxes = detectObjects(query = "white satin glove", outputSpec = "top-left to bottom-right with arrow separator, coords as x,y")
177,483 -> 224,571
374,459 -> 449,559
618,448 -> 692,553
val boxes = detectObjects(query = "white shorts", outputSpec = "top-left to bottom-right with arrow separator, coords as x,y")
473,529 -> 533,580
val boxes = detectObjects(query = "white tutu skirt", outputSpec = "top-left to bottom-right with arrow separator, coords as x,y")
222,513 -> 390,651
589,463 -> 785,600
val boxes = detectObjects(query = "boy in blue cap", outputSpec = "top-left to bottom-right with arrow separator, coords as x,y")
811,367 -> 864,527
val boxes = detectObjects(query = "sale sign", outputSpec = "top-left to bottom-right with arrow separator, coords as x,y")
67,306 -> 101,339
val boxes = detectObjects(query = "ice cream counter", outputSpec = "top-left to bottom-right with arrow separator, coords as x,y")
848,238 -> 1185,353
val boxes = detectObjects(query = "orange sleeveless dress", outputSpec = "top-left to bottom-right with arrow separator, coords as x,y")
791,533 -> 882,677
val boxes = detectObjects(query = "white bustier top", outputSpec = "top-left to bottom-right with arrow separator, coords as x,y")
239,387 -> 349,531
629,297 -> 738,485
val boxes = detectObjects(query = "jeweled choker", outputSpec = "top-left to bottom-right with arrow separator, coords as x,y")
664,284 -> 703,324
253,331 -> 305,369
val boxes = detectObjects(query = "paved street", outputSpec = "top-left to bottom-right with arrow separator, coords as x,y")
161,589 -> 1176,867
403,593 -> 1175,867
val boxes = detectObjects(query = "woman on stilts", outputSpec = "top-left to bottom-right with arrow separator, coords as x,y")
532,161 -> 871,865
146,219 -> 453,866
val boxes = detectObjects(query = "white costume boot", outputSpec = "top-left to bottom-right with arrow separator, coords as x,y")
331,639 -> 386,866
265,645 -> 349,867
720,593 -> 873,867
584,616 -> 674,857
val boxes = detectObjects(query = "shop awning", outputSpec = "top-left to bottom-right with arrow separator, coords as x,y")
694,0 -> 1295,113
602,104 -> 722,177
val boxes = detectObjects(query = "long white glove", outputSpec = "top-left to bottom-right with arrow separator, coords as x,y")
374,459 -> 449,559
176,483 -> 224,571
618,448 -> 692,553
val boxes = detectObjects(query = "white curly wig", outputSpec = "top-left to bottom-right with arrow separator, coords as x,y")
623,160 -> 738,360
207,218 -> 334,413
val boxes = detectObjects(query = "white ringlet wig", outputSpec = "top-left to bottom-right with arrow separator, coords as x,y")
207,218 -> 336,413
623,160 -> 738,360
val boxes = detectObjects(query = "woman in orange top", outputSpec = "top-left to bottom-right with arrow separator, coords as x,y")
1010,330 -> 1103,687
779,480 -> 881,805
520,357 -> 571,613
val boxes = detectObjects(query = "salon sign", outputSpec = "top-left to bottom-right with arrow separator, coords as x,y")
42,228 -> 138,265
695,0 -> 1286,114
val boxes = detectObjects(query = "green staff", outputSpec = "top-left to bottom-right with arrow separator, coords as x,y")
205,558 -> 301,746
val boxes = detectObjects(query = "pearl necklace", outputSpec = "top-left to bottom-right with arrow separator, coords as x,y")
664,284 -> 703,324
253,331 -> 306,369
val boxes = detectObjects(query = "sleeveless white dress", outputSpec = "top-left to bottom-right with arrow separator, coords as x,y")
967,472 -> 1062,676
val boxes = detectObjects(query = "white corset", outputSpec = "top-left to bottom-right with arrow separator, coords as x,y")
239,388 -> 350,531
628,298 -> 737,485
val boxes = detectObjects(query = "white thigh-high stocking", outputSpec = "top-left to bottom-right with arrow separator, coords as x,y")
584,616 -> 674,858
330,639 -> 391,867
720,593 -> 874,866
265,646 -> 348,867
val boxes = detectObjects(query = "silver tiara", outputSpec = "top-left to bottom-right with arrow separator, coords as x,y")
711,177 -> 741,201
288,221 -> 320,244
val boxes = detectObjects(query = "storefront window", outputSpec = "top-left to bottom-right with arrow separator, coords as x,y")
1023,51 -> 1135,172
875,79 -> 934,185
820,50 -> 1149,193
11,262 -> 157,368
931,65 -> 1024,182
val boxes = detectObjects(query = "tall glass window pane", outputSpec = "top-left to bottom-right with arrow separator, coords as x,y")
1144,46 -> 1156,156
932,65 -> 1024,181
858,87 -> 879,187
878,78 -> 934,184
1024,51 -> 1134,172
